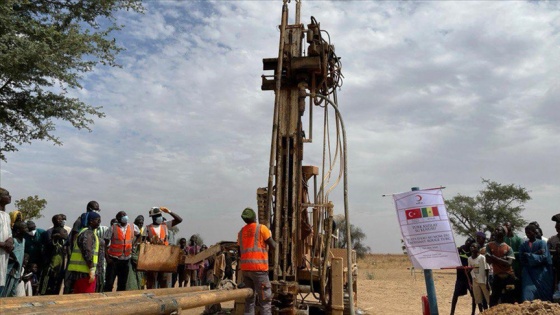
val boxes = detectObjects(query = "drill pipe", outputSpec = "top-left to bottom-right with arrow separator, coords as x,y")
0,285 -> 209,308
1,288 -> 253,315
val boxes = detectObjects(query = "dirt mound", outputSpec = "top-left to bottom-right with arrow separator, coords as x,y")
482,300 -> 560,315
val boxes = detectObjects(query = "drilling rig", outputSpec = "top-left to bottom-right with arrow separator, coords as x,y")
239,1 -> 357,314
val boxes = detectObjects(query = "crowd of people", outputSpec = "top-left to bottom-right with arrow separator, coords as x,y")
0,187 -> 275,315
451,219 -> 560,315
0,186 -> 276,315
6,182 -> 560,315
0,187 -> 234,297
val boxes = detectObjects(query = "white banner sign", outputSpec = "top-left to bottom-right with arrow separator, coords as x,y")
393,188 -> 460,270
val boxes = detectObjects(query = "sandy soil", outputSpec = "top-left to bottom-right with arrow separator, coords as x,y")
192,254 -> 560,315
6,253 -> 552,314
356,254 -> 560,315
190,254 -> 474,315
357,254 -> 470,315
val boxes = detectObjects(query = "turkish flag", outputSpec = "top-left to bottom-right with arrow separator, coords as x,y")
405,208 -> 422,220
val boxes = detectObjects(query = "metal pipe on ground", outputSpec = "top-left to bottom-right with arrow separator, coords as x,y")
1,288 -> 253,315
4,290 -> 208,314
0,286 -> 209,308
2,287 -> 211,313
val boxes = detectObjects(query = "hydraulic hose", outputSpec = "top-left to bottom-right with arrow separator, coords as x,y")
306,92 -> 354,315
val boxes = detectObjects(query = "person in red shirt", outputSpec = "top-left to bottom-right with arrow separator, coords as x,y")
486,225 -> 516,306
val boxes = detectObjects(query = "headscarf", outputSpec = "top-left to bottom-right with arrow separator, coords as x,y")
9,210 -> 22,228
134,215 -> 145,234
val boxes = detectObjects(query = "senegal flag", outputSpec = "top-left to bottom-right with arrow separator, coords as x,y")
421,206 -> 439,217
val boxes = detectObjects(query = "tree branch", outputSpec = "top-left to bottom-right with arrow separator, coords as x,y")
0,79 -> 12,93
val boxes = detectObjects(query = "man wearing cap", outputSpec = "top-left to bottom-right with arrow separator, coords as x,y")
548,214 -> 560,290
67,211 -> 101,294
142,206 -> 183,289
237,207 -> 276,315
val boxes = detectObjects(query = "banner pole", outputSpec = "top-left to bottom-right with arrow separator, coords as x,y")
412,186 -> 439,315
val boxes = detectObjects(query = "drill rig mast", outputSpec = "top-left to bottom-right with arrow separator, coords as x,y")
255,1 -> 356,314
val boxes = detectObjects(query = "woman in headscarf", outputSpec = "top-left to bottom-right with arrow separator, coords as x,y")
9,210 -> 22,228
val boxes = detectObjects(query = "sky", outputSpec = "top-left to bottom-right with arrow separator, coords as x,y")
1,0 -> 560,253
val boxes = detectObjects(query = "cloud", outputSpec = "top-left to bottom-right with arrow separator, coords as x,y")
3,1 -> 560,253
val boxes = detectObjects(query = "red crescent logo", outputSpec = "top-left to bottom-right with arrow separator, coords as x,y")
416,195 -> 422,201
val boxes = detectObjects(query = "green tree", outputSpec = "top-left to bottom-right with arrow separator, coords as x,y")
446,179 -> 530,237
14,195 -> 47,221
0,0 -> 143,161
334,215 -> 371,258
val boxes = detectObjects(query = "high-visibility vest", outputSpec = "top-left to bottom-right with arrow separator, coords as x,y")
147,224 -> 169,245
67,228 -> 99,274
107,223 -> 134,258
238,223 -> 269,271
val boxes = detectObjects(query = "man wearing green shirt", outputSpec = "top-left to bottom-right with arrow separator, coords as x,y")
504,222 -> 523,303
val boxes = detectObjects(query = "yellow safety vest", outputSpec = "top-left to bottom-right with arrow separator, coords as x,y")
67,227 -> 99,274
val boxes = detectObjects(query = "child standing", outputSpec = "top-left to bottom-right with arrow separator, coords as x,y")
469,243 -> 491,313
22,263 -> 39,296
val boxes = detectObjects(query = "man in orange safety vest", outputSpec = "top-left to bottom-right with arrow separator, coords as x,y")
143,206 -> 183,289
104,211 -> 140,292
237,207 -> 276,315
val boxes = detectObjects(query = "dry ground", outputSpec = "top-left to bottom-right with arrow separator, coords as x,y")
192,253 -> 472,315
357,254 -> 560,315
194,254 -> 560,314
8,254 -> 555,314
357,254 -> 470,315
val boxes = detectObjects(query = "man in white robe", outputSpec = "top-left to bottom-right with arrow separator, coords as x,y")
0,187 -> 14,295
